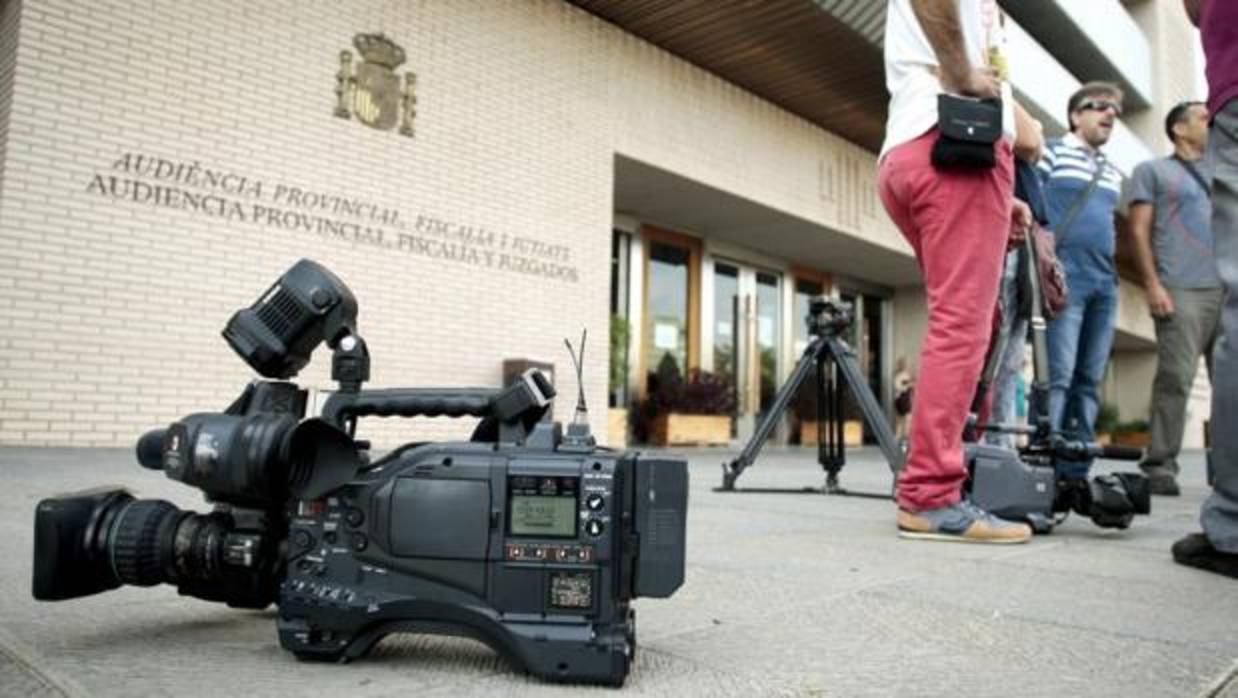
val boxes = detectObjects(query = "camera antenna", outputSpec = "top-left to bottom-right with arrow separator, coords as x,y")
563,329 -> 595,448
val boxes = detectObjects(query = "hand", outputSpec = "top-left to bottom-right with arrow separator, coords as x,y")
1147,282 -> 1175,318
942,66 -> 1002,100
1009,200 -> 1032,246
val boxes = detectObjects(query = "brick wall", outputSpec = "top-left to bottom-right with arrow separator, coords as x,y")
0,0 -> 899,448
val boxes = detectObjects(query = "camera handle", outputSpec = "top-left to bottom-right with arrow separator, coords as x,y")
320,369 -> 555,442
323,388 -> 496,422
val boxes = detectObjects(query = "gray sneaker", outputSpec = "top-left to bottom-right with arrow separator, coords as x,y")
897,500 -> 1032,544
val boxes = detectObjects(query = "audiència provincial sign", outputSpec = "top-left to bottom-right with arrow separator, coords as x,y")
84,153 -> 579,283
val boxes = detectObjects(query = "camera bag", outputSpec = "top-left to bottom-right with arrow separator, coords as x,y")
931,94 -> 1002,170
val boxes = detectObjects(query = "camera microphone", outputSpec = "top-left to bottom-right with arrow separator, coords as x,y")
562,329 -> 595,449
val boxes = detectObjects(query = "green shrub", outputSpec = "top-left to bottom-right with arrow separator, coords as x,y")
1095,403 -> 1120,434
1113,419 -> 1150,435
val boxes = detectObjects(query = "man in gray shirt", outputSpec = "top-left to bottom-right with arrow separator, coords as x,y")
1126,100 -> 1221,496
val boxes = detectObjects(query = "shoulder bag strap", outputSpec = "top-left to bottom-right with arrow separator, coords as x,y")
1054,153 -> 1106,245
1173,155 -> 1212,196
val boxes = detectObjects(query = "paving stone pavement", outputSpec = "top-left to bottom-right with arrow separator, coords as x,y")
1,445 -> 1235,697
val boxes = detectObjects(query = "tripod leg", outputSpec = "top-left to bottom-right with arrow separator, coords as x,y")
824,336 -> 905,475
821,352 -> 844,490
721,337 -> 824,489
1022,233 -> 1053,441
967,309 -> 1006,442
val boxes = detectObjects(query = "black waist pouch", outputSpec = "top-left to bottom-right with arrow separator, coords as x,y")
931,94 -> 1002,170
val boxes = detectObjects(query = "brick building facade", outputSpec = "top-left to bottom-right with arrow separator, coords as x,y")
0,0 -> 1207,450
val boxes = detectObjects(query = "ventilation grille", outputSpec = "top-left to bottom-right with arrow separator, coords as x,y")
256,286 -> 305,337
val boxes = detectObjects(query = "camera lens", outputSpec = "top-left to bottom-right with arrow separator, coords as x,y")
110,499 -> 182,587
32,489 -> 258,603
33,488 -> 131,601
1084,474 -> 1147,529
33,489 -> 190,600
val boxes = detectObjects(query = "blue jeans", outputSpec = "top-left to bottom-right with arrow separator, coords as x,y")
1047,269 -> 1117,479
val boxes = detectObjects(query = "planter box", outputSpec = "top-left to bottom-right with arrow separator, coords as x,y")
1112,431 -> 1150,449
608,408 -> 628,449
844,420 -> 863,447
798,419 -> 863,447
651,413 -> 731,447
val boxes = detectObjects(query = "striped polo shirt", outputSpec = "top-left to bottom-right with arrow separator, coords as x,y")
1037,132 -> 1124,279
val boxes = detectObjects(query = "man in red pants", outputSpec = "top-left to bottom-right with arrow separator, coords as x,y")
877,0 -> 1035,543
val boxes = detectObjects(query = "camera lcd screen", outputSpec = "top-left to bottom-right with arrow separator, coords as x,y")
509,496 -> 577,537
507,475 -> 579,538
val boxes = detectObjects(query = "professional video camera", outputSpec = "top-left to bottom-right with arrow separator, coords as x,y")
31,259 -> 688,687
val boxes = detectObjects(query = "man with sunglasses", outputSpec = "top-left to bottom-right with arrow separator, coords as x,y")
1037,81 -> 1126,491
1177,0 -> 1238,578
1125,100 -> 1220,497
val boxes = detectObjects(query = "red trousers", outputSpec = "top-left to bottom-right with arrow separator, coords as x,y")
877,131 -> 1014,511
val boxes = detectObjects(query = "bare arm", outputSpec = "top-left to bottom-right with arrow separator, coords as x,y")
1184,0 -> 1202,27
1013,99 -> 1043,163
911,0 -> 1000,98
1128,202 -> 1175,316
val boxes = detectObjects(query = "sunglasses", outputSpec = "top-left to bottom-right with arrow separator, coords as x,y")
1077,99 -> 1123,117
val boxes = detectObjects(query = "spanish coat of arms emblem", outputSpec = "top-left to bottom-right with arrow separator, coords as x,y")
335,33 -> 416,137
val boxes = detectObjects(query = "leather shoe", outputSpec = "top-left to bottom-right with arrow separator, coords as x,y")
1172,533 -> 1238,579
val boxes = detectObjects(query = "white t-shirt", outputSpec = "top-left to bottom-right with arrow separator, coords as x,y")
880,0 -> 1017,159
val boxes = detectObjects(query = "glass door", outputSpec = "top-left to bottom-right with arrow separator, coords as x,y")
640,227 -> 701,407
646,240 -> 691,390
712,260 -> 782,440
837,291 -> 888,443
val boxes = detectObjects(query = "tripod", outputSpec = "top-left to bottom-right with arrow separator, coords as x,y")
718,297 -> 904,495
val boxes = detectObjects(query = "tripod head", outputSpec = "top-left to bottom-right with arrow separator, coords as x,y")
807,296 -> 854,338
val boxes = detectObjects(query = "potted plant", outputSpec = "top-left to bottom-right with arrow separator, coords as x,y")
1095,403 -> 1120,446
608,315 -> 630,448
645,368 -> 736,447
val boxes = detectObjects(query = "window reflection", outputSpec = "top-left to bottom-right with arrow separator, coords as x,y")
756,272 -> 780,419
648,242 -> 689,386
713,263 -> 739,392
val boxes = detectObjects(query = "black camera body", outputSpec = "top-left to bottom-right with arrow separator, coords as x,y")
32,259 -> 688,687
279,429 -> 685,684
